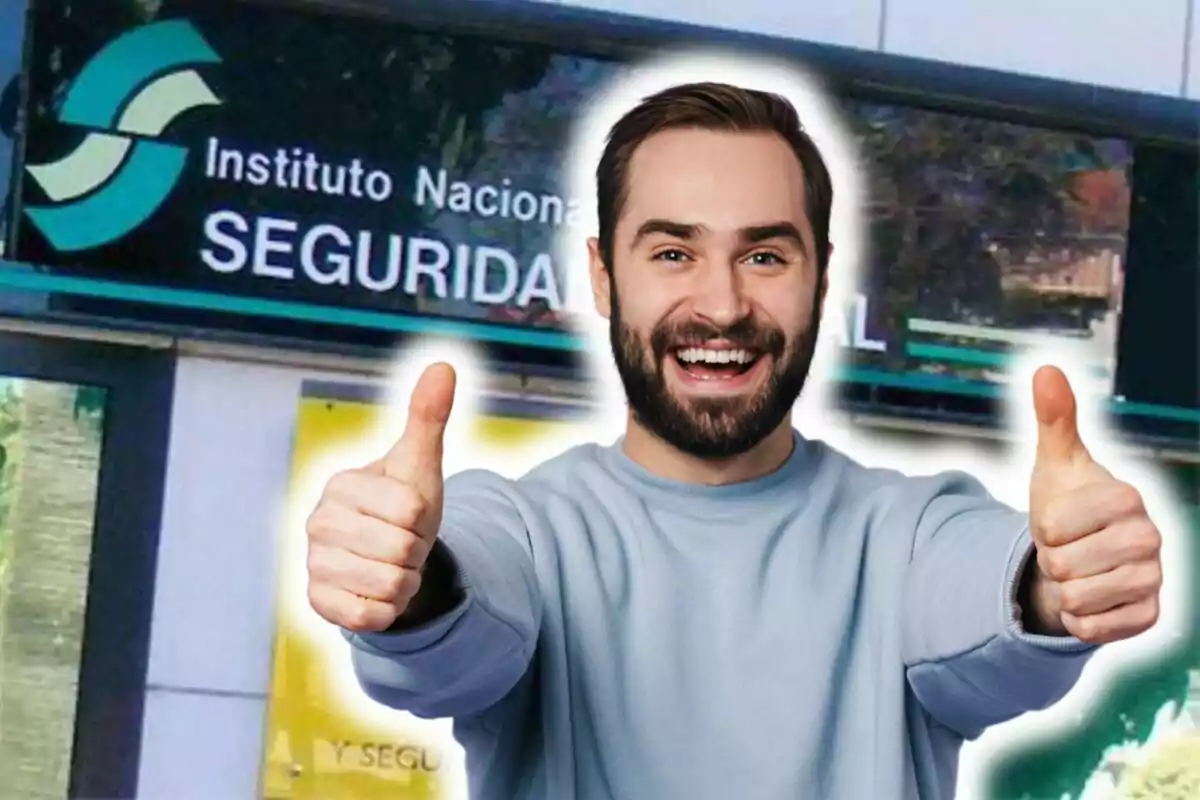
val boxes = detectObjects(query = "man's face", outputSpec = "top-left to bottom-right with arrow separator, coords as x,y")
589,128 -> 827,460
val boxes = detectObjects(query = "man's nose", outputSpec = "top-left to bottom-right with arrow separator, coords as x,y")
690,260 -> 750,328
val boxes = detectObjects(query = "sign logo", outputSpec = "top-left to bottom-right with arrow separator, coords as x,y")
23,20 -> 222,252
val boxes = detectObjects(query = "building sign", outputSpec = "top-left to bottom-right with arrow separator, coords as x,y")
11,0 -> 617,350
9,0 -> 1158,408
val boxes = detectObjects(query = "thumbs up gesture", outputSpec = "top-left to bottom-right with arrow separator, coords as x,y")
306,363 -> 457,633
1025,366 -> 1162,645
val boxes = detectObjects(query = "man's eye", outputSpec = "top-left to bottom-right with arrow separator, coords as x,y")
652,249 -> 690,262
746,251 -> 784,266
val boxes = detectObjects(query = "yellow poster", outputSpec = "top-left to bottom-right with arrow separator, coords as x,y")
259,381 -> 580,800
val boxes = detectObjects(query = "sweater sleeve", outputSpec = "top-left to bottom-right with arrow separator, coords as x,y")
899,472 -> 1097,740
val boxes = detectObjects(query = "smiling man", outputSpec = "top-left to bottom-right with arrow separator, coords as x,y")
305,83 -> 1164,799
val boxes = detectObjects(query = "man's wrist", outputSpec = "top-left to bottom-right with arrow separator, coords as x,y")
388,540 -> 465,632
1017,558 -> 1068,636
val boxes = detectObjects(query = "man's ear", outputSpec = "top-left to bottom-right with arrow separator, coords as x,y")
588,237 -> 612,319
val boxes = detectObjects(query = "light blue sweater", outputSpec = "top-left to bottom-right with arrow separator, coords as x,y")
345,433 -> 1095,799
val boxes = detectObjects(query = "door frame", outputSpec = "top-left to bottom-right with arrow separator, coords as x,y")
0,328 -> 175,800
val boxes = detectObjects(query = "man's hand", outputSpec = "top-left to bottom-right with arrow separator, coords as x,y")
1025,365 -> 1162,644
306,363 -> 457,634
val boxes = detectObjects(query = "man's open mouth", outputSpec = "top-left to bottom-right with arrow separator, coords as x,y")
672,346 -> 763,380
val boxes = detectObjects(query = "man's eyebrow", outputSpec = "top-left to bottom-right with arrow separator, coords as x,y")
740,222 -> 808,255
629,219 -> 810,256
631,219 -> 702,247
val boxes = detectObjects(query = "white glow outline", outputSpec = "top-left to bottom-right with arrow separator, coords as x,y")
273,48 -> 1193,800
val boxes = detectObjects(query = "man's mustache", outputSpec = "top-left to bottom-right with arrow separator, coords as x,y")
649,317 -> 786,360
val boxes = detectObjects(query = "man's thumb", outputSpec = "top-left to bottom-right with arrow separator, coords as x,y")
1032,365 -> 1089,466
382,362 -> 457,488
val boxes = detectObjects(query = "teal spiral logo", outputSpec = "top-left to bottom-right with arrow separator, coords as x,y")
23,20 -> 222,252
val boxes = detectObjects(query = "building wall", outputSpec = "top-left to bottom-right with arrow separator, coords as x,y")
558,0 -> 1196,97
137,357 -> 379,800
1188,0 -> 1200,98
136,355 -> 574,799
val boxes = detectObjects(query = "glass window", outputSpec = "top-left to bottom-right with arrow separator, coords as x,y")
0,375 -> 106,800
0,0 -> 29,254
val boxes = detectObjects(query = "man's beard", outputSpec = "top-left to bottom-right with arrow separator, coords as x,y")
609,286 -> 821,460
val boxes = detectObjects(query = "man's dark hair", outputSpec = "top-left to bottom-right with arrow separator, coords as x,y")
595,81 -> 833,274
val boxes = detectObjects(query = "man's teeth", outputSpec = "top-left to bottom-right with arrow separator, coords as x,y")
676,348 -> 756,365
